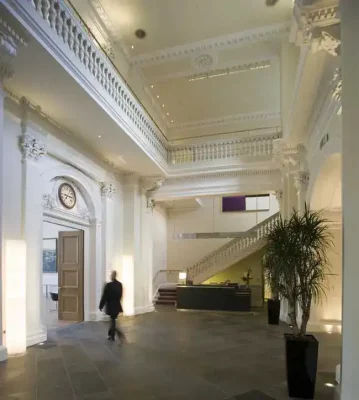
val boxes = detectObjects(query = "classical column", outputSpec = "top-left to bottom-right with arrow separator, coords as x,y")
19,130 -> 47,346
341,1 -> 359,398
101,182 -> 116,282
294,171 -> 310,213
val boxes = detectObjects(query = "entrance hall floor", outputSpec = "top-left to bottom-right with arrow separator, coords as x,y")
0,307 -> 341,400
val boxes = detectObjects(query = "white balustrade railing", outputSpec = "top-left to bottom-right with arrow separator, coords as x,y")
168,134 -> 281,165
27,0 -> 168,163
187,212 -> 280,282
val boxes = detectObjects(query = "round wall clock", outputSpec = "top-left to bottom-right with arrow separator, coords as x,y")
58,183 -> 77,209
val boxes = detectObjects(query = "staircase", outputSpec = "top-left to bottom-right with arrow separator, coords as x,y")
187,212 -> 280,284
155,287 -> 177,306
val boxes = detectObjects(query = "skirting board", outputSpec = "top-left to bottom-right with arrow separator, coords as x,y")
0,345 -> 7,361
134,305 -> 155,315
27,329 -> 47,347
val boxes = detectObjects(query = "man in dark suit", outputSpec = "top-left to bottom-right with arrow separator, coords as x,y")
99,271 -> 125,341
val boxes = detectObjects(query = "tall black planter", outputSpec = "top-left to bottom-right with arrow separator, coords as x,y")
285,334 -> 319,399
267,299 -> 280,325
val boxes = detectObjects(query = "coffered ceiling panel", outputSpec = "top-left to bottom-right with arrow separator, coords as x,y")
71,0 -> 293,140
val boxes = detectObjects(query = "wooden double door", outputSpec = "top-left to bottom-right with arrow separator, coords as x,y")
57,230 -> 84,322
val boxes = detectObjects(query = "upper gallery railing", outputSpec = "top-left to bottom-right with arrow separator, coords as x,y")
168,134 -> 281,165
187,212 -> 280,282
27,0 -> 168,163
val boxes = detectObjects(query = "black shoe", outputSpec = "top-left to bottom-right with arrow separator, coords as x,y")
107,336 -> 115,341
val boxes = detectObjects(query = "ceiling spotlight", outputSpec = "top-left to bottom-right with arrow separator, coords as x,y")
131,45 -> 134,49
171,120 -> 174,123
156,95 -> 160,98
325,383 -> 335,388
135,29 -> 146,39
98,135 -> 102,138
151,85 -> 154,88
167,112 -> 170,116
162,104 -> 165,107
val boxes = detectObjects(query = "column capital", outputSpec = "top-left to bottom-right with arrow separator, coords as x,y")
19,134 -> 47,161
100,182 -> 116,198
294,171 -> 310,193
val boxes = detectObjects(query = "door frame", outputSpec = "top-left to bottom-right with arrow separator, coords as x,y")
43,215 -> 90,322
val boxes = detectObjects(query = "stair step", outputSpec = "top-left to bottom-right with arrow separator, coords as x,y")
156,299 -> 176,305
159,289 -> 177,293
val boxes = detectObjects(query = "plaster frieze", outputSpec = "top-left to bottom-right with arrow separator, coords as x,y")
169,111 -> 280,132
19,134 -> 47,161
311,25 -> 341,57
100,182 -> 116,198
130,22 -> 290,67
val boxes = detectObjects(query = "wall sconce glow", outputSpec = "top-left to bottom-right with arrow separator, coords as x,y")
122,256 -> 134,316
5,240 -> 26,356
179,272 -> 187,280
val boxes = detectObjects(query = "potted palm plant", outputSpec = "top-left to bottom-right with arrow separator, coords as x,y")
262,205 -> 332,399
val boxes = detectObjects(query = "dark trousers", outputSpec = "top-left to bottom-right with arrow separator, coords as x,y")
108,316 -> 124,339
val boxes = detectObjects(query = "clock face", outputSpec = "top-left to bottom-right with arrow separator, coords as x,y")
58,183 -> 77,209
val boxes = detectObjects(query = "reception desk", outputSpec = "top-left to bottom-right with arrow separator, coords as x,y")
177,285 -> 251,312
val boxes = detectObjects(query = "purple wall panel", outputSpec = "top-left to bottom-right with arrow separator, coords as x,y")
222,196 -> 246,212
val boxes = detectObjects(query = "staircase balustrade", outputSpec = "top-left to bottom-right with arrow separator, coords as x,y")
187,212 -> 280,283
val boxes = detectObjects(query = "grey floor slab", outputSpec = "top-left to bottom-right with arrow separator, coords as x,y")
0,307 -> 341,400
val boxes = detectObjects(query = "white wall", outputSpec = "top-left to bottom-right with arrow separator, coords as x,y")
167,194 -> 279,272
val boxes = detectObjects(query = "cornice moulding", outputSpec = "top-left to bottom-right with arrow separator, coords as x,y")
169,111 -> 281,132
130,22 -> 291,67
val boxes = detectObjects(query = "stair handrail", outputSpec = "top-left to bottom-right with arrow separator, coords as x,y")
187,212 -> 280,281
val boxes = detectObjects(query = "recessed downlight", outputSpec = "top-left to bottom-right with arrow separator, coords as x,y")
162,104 -> 165,108
167,112 -> 170,116
98,135 -> 102,138
135,29 -> 146,39
156,95 -> 160,98
151,85 -> 154,88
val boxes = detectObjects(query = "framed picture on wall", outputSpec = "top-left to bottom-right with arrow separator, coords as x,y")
42,238 -> 57,273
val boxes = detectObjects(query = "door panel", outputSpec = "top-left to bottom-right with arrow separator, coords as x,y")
58,231 -> 84,322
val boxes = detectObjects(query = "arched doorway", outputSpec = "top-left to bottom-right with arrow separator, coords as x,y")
41,167 -> 103,330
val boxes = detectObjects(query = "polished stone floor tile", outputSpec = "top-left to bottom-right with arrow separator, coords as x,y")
0,307 -> 341,400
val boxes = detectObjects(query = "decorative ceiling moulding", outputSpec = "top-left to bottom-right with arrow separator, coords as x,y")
169,111 -> 281,131
144,56 -> 275,85
88,0 -> 129,60
130,22 -> 291,67
187,59 -> 271,82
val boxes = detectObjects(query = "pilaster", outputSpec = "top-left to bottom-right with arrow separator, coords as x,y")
101,182 -> 115,282
19,104 -> 48,345
294,171 -> 310,212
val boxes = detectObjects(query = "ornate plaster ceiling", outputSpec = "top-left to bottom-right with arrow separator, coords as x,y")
70,0 -> 293,140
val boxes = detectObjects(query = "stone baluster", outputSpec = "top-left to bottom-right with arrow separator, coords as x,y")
67,20 -> 75,51
48,0 -> 56,29
61,11 -> 69,44
55,3 -> 63,36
